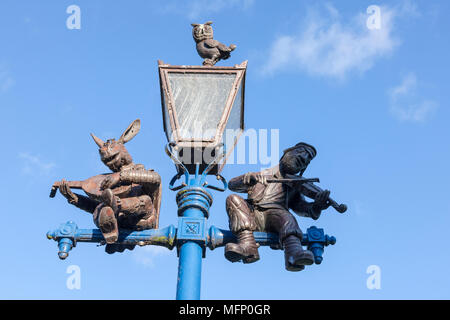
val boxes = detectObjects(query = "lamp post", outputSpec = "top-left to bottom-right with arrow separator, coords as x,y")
158,60 -> 247,299
47,31 -> 337,300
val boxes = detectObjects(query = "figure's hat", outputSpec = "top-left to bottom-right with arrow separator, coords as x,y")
283,142 -> 317,159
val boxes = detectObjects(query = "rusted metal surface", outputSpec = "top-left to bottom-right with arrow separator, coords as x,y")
50,119 -> 162,253
50,175 -> 142,201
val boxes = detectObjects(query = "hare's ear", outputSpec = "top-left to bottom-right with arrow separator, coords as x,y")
118,119 -> 141,144
91,133 -> 104,148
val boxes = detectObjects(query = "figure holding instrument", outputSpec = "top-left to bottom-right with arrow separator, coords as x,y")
50,119 -> 162,254
224,142 -> 346,271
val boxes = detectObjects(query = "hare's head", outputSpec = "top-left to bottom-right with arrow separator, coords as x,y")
90,119 -> 141,172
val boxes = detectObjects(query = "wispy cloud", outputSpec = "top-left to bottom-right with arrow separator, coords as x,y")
388,73 -> 438,123
159,0 -> 254,20
0,68 -> 15,94
132,245 -> 171,268
263,4 -> 399,79
19,153 -> 56,176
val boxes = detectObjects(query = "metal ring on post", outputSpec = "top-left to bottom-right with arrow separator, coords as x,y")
176,187 -> 213,218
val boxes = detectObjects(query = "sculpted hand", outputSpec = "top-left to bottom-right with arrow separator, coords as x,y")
100,172 -> 120,190
243,172 -> 267,185
313,190 -> 331,211
59,179 -> 78,204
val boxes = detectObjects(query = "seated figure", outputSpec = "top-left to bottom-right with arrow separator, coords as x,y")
225,142 -> 331,271
56,119 -> 162,253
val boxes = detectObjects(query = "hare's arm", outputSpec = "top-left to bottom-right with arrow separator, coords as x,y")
120,170 -> 161,197
120,170 -> 161,187
70,193 -> 100,214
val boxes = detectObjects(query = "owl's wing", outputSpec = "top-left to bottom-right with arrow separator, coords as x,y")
204,39 -> 220,48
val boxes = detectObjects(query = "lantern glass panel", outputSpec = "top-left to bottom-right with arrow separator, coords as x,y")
226,82 -> 242,131
168,72 -> 236,140
222,82 -> 243,149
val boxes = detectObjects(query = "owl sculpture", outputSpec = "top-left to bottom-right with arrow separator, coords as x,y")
191,21 -> 236,66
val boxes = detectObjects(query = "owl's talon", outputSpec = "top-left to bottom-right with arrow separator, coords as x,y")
203,59 -> 214,66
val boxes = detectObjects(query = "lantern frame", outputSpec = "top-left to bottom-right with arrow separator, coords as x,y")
158,60 -> 247,174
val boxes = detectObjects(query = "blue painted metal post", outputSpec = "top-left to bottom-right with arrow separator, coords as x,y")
176,238 -> 203,299
174,164 -> 212,300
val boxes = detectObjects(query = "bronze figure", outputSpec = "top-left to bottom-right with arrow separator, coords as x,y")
224,142 -> 338,271
50,119 -> 162,253
191,21 -> 236,66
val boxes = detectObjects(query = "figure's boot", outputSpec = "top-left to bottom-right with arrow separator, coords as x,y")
102,188 -> 120,213
225,230 -> 260,264
99,189 -> 120,244
283,235 -> 314,272
97,206 -> 119,244
105,243 -> 135,254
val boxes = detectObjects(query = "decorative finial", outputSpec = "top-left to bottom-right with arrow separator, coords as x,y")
191,21 -> 236,66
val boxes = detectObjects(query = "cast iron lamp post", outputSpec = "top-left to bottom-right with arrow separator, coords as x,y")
158,60 -> 247,299
47,61 -> 336,300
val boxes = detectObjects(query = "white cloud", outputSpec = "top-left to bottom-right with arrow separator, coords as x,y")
0,69 -> 15,93
132,245 -> 171,268
160,0 -> 254,20
388,73 -> 438,123
263,4 -> 399,79
19,153 -> 56,176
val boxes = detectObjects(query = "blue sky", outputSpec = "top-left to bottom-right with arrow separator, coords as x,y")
0,0 -> 449,299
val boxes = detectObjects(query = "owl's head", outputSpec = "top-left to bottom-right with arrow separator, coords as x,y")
191,21 -> 214,42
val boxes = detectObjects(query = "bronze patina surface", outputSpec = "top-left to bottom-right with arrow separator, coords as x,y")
191,21 -> 236,66
50,119 -> 162,253
224,142 -> 346,271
